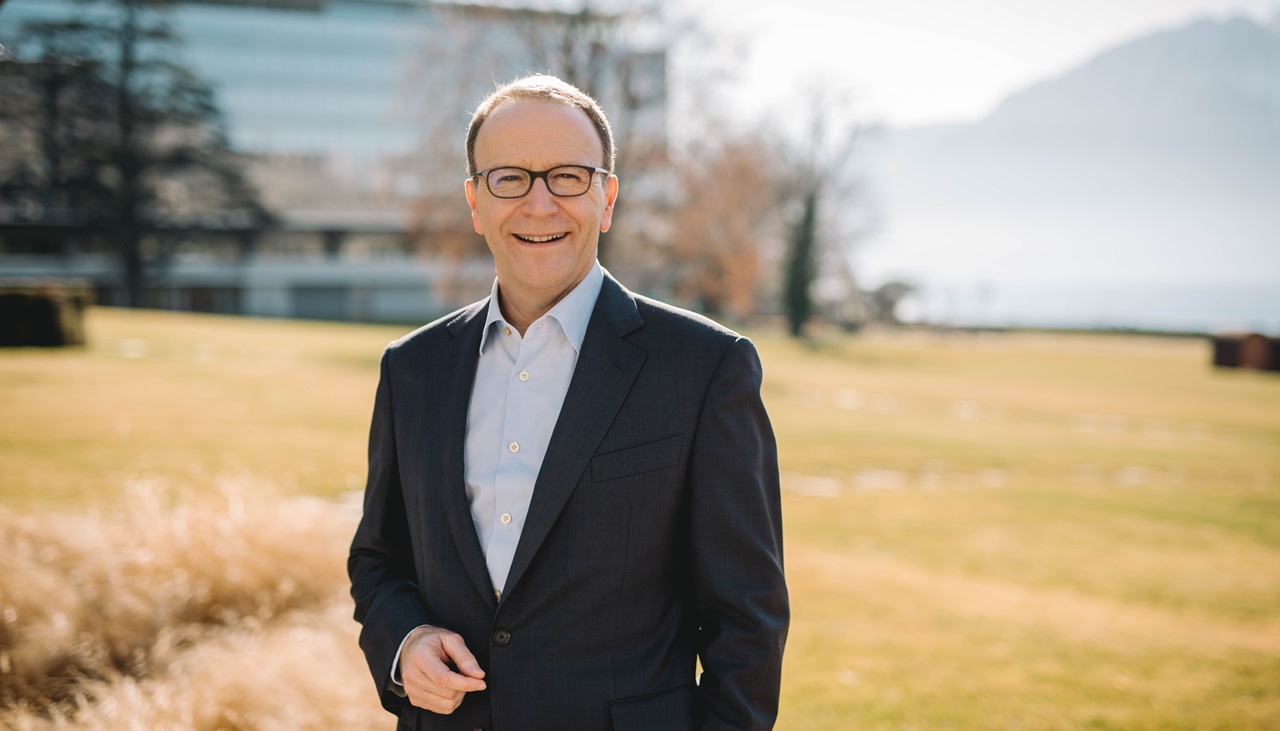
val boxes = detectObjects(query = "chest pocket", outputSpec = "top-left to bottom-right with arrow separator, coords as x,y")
590,434 -> 683,483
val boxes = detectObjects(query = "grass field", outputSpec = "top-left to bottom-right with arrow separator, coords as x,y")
2,307 -> 1278,729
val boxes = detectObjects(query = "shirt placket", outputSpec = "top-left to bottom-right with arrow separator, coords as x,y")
486,321 -> 547,592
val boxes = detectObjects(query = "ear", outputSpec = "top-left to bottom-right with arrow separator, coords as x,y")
599,174 -> 619,233
464,177 -> 484,234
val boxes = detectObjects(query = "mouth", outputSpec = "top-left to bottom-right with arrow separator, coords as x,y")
514,233 -> 569,243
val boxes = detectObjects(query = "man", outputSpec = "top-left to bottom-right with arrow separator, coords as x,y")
349,74 -> 788,731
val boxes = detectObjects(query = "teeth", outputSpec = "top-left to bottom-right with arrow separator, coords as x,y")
517,233 -> 565,243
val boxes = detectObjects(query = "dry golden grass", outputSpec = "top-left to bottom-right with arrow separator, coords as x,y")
2,309 -> 1279,729
0,481 -> 362,724
0,308 -> 406,508
758,327 -> 1280,731
4,607 -> 383,731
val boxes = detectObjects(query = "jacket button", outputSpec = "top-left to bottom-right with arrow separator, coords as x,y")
492,628 -> 512,646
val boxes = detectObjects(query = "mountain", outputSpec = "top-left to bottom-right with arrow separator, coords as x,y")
862,14 -> 1280,331
985,16 -> 1280,141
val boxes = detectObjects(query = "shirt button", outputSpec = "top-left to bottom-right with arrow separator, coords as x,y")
493,628 -> 512,646
500,512 -> 512,525
518,370 -> 530,382
503,326 -> 511,336
508,441 -> 520,453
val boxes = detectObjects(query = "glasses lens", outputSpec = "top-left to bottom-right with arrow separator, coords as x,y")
484,166 -> 597,198
546,166 -> 593,196
487,168 -> 532,198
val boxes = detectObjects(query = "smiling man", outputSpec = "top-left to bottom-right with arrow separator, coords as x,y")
349,75 -> 788,731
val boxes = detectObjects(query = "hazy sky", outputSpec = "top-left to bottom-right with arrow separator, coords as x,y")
691,0 -> 1280,127
680,0 -> 1280,329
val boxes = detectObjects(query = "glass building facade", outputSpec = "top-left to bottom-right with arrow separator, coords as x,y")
0,0 -> 668,320
0,0 -> 431,163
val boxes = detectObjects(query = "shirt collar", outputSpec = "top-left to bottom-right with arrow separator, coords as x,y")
478,261 -> 604,355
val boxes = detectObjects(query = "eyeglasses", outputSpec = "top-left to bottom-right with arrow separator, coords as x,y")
473,165 -> 609,199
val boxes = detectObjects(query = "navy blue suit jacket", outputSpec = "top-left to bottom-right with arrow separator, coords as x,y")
349,273 -> 788,731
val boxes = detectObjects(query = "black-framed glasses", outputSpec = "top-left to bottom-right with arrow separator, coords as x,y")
473,165 -> 609,199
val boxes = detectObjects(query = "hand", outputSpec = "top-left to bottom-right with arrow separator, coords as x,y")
399,625 -> 487,714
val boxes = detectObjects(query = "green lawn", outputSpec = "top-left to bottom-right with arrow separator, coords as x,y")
2,308 -> 1278,729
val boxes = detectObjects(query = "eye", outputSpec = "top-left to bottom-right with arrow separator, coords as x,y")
553,168 -> 589,183
492,171 -> 526,185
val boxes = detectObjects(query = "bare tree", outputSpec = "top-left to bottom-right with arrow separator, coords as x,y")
668,132 -> 784,321
394,9 -> 515,306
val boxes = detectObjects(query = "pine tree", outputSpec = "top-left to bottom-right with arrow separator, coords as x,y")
0,0 -> 268,307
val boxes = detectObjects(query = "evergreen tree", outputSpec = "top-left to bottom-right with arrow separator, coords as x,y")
783,189 -> 818,337
0,0 -> 268,307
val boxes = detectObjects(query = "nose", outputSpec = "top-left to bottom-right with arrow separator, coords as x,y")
520,177 -> 558,215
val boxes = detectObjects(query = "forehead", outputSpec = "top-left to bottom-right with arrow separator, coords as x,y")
474,99 -> 604,169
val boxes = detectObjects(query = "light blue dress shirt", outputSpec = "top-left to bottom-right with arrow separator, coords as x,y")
465,261 -> 603,599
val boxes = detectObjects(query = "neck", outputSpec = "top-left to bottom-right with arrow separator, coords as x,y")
494,262 -> 596,335
496,283 -> 572,336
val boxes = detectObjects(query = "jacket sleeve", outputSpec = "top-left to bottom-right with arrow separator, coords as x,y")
690,336 -> 789,731
348,347 -> 433,712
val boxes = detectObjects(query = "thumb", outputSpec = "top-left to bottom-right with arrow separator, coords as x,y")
440,633 -> 486,679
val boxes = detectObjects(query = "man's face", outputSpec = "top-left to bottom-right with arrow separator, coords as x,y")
465,99 -> 618,310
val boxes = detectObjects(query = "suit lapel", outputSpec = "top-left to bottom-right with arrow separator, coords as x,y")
502,274 -> 646,599
435,299 -> 498,610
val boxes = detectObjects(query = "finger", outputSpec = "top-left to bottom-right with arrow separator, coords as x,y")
438,633 -> 487,681
408,645 -> 486,693
405,666 -> 463,701
404,664 -> 465,712
426,661 -> 487,693
406,685 -> 464,714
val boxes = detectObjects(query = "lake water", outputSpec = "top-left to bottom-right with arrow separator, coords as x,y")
896,280 -> 1280,334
